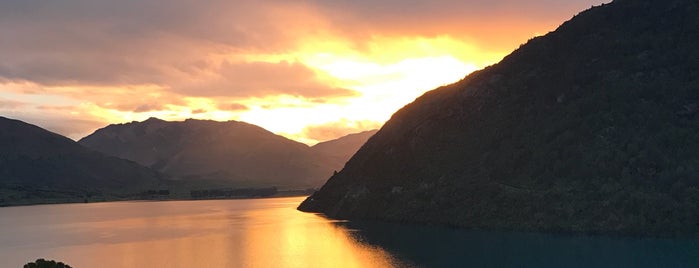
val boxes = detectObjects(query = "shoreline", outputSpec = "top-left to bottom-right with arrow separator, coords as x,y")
0,190 -> 312,208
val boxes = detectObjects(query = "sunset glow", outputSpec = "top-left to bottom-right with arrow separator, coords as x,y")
0,0 -> 609,144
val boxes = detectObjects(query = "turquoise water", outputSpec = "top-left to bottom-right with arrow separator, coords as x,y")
342,221 -> 699,267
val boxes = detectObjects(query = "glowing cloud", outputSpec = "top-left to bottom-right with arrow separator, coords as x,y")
0,0 -> 610,143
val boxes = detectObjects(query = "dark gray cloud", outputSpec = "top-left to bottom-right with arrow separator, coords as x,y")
0,0 -> 608,96
0,0 -> 295,86
0,0 -> 286,48
312,0 -> 605,20
310,0 -> 610,50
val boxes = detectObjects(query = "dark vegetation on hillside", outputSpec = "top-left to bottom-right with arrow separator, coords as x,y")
0,117 -> 165,206
300,0 -> 699,236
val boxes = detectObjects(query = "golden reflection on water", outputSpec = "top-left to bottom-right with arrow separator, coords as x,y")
0,197 -> 400,268
240,201 -> 396,268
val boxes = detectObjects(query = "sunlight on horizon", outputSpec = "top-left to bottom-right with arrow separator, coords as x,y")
0,0 -> 601,144
1,36 -> 492,145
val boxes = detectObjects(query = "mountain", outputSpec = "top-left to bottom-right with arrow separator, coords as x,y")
300,0 -> 699,236
80,118 -> 365,189
311,130 -> 378,172
0,116 -> 164,205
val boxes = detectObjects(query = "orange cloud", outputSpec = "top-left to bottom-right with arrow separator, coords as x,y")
35,105 -> 76,111
308,0 -> 610,50
0,98 -> 26,109
218,103 -> 250,111
302,119 -> 383,143
176,61 -> 359,99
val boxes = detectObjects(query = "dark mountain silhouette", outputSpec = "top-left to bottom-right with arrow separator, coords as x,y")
311,130 -> 378,172
80,118 -> 373,189
0,116 -> 164,205
300,0 -> 699,236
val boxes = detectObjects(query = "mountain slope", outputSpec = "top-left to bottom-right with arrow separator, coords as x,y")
311,130 -> 377,172
80,118 -> 339,188
300,0 -> 699,236
0,116 -> 164,205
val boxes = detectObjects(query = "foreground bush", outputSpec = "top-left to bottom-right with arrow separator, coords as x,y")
24,259 -> 72,268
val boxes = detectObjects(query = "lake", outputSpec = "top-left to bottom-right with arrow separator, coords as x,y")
0,197 -> 697,268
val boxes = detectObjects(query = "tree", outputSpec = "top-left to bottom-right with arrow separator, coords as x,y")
23,258 -> 72,268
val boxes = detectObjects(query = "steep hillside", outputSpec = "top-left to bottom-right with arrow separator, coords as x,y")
0,117 -> 165,205
300,0 -> 699,236
80,118 -> 339,188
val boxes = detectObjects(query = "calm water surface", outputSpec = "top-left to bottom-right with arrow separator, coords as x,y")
0,197 -> 697,267
0,197 -> 401,268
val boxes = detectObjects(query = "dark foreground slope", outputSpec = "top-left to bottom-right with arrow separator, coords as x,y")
80,118 -> 338,189
300,0 -> 699,236
0,117 -> 164,205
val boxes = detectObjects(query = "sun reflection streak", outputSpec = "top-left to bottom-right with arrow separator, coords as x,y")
238,198 -> 401,268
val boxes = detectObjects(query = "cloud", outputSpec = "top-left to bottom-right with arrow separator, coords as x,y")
191,108 -> 207,114
302,119 -> 383,142
30,85 -> 188,114
306,0 -> 610,50
0,0 -> 316,87
133,104 -> 165,113
218,103 -> 250,111
0,0 -> 363,110
0,0 -> 609,99
0,0 -> 609,143
177,61 -> 359,98
311,0 -> 604,23
0,0 -> 609,88
0,98 -> 26,109
35,105 -> 76,111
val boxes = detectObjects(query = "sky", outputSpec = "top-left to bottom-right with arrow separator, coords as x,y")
0,0 -> 609,144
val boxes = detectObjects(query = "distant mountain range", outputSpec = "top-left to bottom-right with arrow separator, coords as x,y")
311,130 -> 378,171
0,115 -> 375,205
79,118 -> 375,189
0,116 -> 165,206
300,0 -> 699,236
